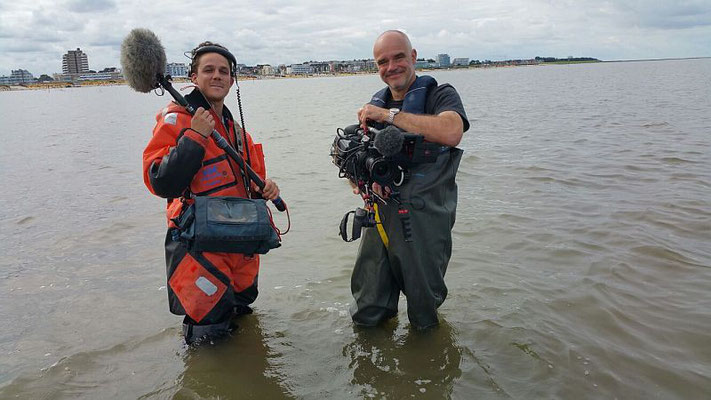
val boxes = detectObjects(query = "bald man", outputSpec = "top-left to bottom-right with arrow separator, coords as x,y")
349,30 -> 470,330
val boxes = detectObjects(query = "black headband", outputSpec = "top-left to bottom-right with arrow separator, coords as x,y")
191,45 -> 237,76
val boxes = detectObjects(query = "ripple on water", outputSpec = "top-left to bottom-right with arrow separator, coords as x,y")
641,122 -> 670,128
660,157 -> 699,164
16,216 -> 35,225
630,245 -> 707,268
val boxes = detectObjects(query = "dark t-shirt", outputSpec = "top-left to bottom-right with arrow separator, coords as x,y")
386,83 -> 470,133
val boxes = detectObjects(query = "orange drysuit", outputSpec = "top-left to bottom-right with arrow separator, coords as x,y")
143,88 -> 266,325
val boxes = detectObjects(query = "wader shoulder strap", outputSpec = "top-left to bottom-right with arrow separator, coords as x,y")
369,75 -> 438,115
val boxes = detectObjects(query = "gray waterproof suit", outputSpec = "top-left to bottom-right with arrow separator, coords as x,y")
350,76 -> 468,329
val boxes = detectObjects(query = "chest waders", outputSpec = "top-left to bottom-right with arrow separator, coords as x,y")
349,76 -> 463,329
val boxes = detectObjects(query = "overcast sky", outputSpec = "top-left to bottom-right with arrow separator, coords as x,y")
1,0 -> 709,76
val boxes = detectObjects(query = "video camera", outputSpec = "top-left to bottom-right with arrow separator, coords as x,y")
330,124 -> 440,194
330,124 -> 441,242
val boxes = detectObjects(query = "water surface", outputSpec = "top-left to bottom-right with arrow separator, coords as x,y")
1,59 -> 710,399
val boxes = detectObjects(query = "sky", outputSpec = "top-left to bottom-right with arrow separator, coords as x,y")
1,0 -> 710,76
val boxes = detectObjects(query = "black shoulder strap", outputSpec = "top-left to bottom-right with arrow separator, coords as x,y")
225,110 -> 252,195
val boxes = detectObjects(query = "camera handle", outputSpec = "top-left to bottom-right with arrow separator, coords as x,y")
339,201 -> 411,243
339,210 -> 358,242
339,207 -> 373,242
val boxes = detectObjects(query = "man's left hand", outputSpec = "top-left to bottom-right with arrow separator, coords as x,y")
254,178 -> 280,200
358,104 -> 389,132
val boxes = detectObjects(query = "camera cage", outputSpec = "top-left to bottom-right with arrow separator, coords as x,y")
331,125 -> 401,194
330,124 -> 440,193
331,124 -> 441,242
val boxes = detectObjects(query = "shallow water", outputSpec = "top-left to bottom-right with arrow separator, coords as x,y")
1,59 -> 710,399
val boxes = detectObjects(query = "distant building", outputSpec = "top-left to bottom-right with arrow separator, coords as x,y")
53,73 -> 73,82
277,64 -> 287,76
289,63 -> 312,75
437,54 -> 451,67
53,69 -> 123,83
415,59 -> 436,69
257,64 -> 274,76
452,57 -> 469,66
310,62 -> 329,74
77,71 -> 123,81
239,66 -> 259,76
329,61 -> 350,73
14,69 -> 34,83
166,62 -> 188,77
345,59 -> 375,72
0,69 -> 35,84
62,48 -> 89,74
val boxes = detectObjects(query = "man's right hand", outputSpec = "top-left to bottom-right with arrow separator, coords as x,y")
358,104 -> 389,132
191,107 -> 215,138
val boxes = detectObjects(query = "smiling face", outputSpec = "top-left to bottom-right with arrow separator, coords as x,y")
190,52 -> 234,104
373,31 -> 417,99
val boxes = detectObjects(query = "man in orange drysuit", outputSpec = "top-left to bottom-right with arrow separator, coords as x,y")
142,41 -> 279,344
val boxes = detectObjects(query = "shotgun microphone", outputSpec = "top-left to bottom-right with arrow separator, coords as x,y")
373,125 -> 405,157
120,28 -> 166,93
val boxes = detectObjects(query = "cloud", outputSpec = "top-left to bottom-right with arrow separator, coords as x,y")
64,0 -> 116,13
0,0 -> 709,76
603,0 -> 711,29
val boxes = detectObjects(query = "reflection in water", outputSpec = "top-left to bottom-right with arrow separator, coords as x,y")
174,314 -> 293,399
343,318 -> 462,398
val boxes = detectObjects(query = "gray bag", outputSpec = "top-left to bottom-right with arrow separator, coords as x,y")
174,196 -> 281,255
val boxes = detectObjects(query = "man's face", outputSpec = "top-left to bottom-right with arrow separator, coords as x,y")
190,52 -> 234,103
373,33 -> 417,93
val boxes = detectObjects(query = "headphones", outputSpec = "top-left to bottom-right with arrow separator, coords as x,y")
190,45 -> 238,77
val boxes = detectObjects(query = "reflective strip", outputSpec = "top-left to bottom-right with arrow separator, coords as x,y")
195,276 -> 218,296
374,203 -> 389,249
164,112 -> 178,125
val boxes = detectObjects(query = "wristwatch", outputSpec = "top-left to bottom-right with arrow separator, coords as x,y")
387,108 -> 400,124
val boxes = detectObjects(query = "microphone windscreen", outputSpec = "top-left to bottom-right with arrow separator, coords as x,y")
373,125 -> 404,157
120,28 -> 166,93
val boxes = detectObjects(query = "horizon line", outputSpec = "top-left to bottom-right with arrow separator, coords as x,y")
2,55 -> 710,77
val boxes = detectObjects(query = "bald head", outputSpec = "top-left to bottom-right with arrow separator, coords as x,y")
374,30 -> 413,55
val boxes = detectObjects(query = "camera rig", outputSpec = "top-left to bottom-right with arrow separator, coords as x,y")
330,124 -> 440,242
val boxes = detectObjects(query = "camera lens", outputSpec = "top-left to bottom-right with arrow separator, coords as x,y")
365,156 -> 393,184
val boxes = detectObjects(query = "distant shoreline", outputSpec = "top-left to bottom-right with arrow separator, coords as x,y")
2,57 -> 709,92
602,56 -> 711,63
